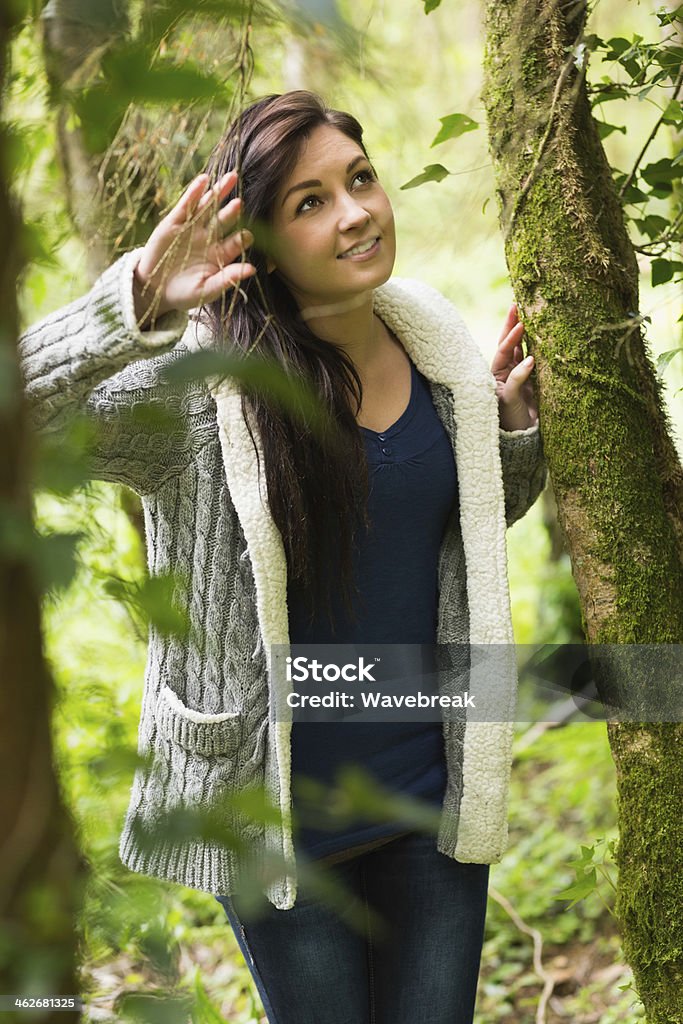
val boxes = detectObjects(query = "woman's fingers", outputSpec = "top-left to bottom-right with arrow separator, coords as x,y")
200,261 -> 256,303
216,196 -> 244,233
223,227 -> 253,256
196,170 -> 238,216
204,229 -> 253,272
168,173 -> 211,225
497,303 -> 520,346
508,355 -> 535,393
499,319 -> 524,350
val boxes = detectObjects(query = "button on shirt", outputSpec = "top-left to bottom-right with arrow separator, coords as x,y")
287,358 -> 459,860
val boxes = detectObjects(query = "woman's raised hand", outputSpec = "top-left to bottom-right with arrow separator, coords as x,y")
490,303 -> 539,432
132,170 -> 256,329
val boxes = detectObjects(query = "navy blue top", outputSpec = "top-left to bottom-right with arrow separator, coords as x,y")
287,358 -> 459,860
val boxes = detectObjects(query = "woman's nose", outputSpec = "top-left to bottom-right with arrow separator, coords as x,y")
338,194 -> 371,231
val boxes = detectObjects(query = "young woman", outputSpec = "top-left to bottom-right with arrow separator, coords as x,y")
19,91 -> 546,1023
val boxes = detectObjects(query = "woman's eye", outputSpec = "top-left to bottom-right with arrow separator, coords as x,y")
353,169 -> 376,187
297,195 -> 321,214
295,171 -> 376,214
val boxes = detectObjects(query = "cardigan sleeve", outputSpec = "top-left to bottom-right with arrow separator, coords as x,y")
18,247 -> 193,495
498,421 -> 547,528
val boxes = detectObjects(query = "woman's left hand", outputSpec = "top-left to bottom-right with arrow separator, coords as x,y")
491,302 -> 539,432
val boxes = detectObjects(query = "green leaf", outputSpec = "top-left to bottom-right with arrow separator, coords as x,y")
590,84 -> 630,106
641,158 -> 683,189
613,171 -> 649,204
117,991 -> 192,1024
604,37 -> 631,59
566,844 -> 596,869
136,574 -> 190,638
553,867 -> 598,908
20,220 -> 62,269
228,787 -> 285,827
656,348 -> 683,379
637,83 -> 657,102
653,45 -> 683,72
652,259 -> 673,286
622,185 -> 650,205
430,113 -> 479,147
620,57 -> 643,81
102,45 -> 229,105
673,149 -> 683,167
191,971 -> 226,1024
68,87 -> 127,153
632,214 -> 669,239
656,4 -> 683,26
163,350 -> 327,429
597,121 -> 626,139
400,164 -> 450,190
650,259 -> 683,285
33,531 -> 82,596
662,100 -> 683,126
424,0 -> 442,12
103,572 -> 191,639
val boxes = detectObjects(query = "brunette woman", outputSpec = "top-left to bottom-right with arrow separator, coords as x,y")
19,91 -> 545,1024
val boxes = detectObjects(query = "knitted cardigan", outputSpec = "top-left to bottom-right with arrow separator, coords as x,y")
19,248 -> 547,911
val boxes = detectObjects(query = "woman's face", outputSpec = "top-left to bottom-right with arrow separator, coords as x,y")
267,124 -> 396,308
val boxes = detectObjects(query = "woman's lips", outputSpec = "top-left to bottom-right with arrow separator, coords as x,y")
338,238 -> 380,261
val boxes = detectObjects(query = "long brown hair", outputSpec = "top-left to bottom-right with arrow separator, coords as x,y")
200,91 -> 375,635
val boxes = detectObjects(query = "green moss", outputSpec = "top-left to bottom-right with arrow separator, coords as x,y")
610,722 -> 683,1021
483,0 -> 683,1016
483,0 -> 682,645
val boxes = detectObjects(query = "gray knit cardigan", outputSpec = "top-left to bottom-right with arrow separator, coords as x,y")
19,248 -> 547,911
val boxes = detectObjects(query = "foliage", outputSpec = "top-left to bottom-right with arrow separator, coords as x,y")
400,162 -> 450,189
7,0 -> 682,1020
404,3 -> 683,387
430,112 -> 479,147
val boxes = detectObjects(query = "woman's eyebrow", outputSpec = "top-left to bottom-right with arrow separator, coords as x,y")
281,155 -> 367,207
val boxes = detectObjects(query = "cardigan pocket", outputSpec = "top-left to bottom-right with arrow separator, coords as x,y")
155,684 -> 242,757
147,685 -> 266,865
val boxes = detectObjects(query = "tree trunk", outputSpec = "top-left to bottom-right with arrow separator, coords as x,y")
482,0 -> 683,1019
0,9 -> 84,1023
41,0 -> 151,546
40,0 -> 131,283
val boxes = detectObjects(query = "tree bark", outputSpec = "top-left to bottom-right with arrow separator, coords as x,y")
41,0 -> 152,546
482,0 -> 683,1019
0,9 -> 84,1023
41,0 -> 132,282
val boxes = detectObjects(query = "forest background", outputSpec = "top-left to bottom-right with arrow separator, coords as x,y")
4,0 -> 683,1021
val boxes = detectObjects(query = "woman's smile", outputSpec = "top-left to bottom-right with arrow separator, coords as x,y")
337,237 -> 381,260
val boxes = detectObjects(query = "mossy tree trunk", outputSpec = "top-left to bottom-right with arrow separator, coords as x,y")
0,8 -> 84,1022
482,0 -> 683,1019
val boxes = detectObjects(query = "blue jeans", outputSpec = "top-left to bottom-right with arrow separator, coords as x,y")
215,831 -> 489,1024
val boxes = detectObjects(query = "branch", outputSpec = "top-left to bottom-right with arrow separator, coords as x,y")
631,208 -> 683,254
618,64 -> 683,201
488,885 -> 556,1024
